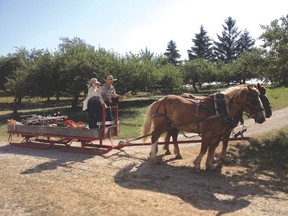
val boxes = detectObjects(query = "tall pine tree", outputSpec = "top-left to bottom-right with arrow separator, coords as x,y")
188,25 -> 214,61
214,17 -> 242,63
164,40 -> 181,65
238,29 -> 255,52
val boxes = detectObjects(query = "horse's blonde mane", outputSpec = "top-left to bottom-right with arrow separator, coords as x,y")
221,85 -> 247,104
221,84 -> 259,104
222,85 -> 244,97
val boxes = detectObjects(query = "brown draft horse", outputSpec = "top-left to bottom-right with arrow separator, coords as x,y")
163,83 -> 272,161
141,84 -> 266,170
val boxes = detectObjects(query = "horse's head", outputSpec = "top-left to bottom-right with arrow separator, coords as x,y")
257,83 -> 272,118
244,85 -> 266,124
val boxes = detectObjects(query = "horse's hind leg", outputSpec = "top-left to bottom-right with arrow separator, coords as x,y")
150,131 -> 161,164
163,130 -> 172,155
171,129 -> 182,159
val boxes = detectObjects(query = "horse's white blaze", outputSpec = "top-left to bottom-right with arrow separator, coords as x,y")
258,96 -> 266,120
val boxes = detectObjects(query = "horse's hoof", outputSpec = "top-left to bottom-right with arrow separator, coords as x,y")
164,150 -> 171,155
150,157 -> 163,165
221,156 -> 232,163
193,164 -> 201,172
175,154 -> 182,160
206,165 -> 221,172
212,158 -> 218,164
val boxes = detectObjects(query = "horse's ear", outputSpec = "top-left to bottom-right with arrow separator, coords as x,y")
257,83 -> 261,89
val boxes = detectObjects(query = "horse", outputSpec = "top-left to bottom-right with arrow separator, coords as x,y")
140,84 -> 266,170
162,83 -> 272,161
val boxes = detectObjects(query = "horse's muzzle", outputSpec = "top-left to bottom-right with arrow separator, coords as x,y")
255,116 -> 266,124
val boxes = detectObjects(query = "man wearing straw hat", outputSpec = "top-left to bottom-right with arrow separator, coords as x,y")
101,75 -> 124,121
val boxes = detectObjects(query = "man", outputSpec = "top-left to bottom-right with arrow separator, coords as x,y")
101,75 -> 124,121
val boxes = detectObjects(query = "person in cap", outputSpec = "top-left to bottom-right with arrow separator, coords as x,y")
83,78 -> 107,129
101,75 -> 125,121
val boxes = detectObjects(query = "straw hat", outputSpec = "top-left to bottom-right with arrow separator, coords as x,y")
89,78 -> 101,85
106,75 -> 117,81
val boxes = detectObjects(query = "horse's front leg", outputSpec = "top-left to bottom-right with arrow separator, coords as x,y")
206,136 -> 222,170
194,136 -> 209,170
216,130 -> 231,163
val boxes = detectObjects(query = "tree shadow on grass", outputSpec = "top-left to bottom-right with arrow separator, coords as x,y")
114,134 -> 288,215
0,143 -> 95,174
227,134 -> 288,194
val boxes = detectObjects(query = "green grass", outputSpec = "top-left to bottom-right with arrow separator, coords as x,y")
237,126 -> 288,171
265,87 -> 288,110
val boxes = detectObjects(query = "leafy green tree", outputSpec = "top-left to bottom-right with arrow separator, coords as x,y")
27,50 -> 56,100
0,55 -> 21,90
259,14 -> 288,86
188,25 -> 214,61
182,59 -> 216,92
215,61 -> 235,85
57,37 -> 99,108
4,48 -> 32,113
138,47 -> 155,61
234,49 -> 263,83
157,64 -> 182,94
214,17 -> 242,63
164,40 -> 181,65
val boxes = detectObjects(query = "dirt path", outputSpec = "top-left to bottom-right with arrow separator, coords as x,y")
0,108 -> 288,216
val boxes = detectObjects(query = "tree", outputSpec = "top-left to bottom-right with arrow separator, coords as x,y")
138,47 -> 155,61
238,29 -> 255,52
214,17 -> 242,63
182,59 -> 217,92
27,50 -> 56,100
164,40 -> 181,65
234,49 -> 263,84
157,64 -> 182,94
188,25 -> 214,61
259,14 -> 288,86
4,48 -> 32,114
57,37 -> 99,108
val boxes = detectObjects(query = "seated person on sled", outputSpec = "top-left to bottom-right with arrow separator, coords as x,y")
82,78 -> 107,129
101,75 -> 125,121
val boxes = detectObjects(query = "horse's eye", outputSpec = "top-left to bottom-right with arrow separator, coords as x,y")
251,96 -> 259,105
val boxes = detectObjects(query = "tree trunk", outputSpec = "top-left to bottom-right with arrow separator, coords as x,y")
13,97 -> 18,115
71,95 -> 79,110
192,81 -> 198,93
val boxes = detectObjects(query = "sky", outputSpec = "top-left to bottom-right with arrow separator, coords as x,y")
0,0 -> 287,60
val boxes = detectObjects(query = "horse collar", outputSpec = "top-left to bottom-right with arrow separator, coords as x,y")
214,92 -> 233,128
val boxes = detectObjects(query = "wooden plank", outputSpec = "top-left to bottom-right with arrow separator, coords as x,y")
7,124 -> 118,138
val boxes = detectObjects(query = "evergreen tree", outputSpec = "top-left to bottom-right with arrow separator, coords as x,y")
214,17 -> 242,63
238,29 -> 255,52
164,40 -> 181,65
187,25 -> 214,61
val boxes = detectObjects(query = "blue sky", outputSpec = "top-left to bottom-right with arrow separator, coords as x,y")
0,0 -> 287,60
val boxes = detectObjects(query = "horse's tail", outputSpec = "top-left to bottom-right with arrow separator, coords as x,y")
140,103 -> 154,142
